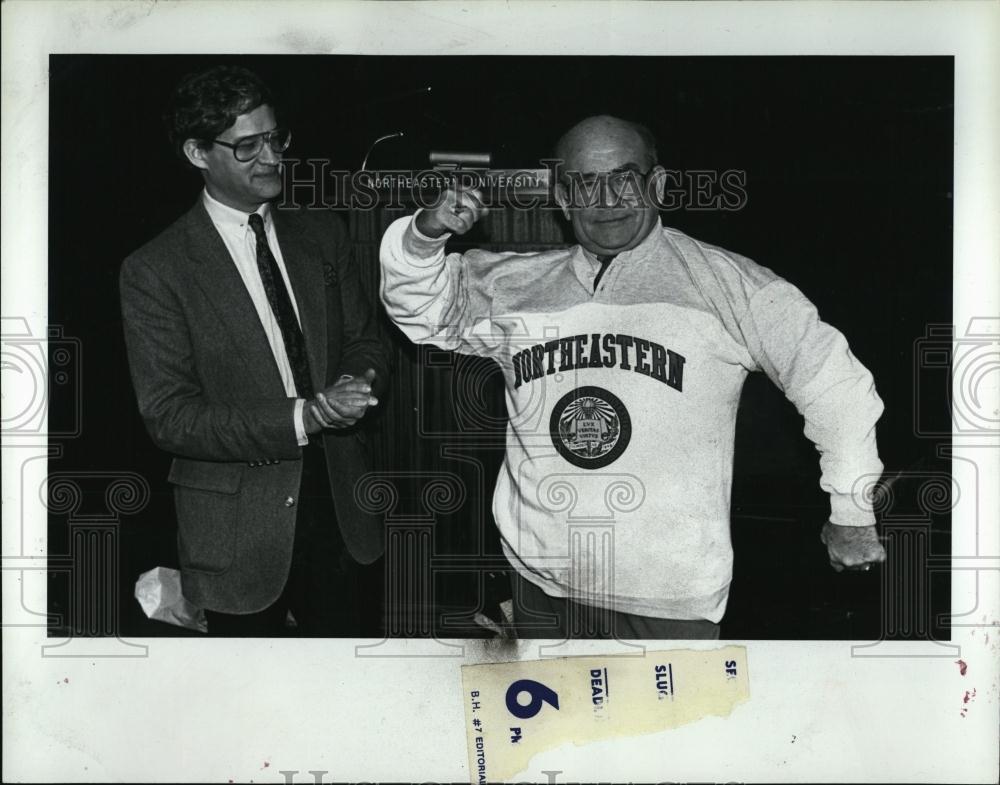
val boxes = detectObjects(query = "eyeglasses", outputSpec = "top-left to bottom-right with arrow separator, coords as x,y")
211,128 -> 292,162
559,165 -> 655,207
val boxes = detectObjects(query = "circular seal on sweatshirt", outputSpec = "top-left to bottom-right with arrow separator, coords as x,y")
550,386 -> 631,469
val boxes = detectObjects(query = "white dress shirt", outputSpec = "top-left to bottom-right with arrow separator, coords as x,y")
202,189 -> 308,445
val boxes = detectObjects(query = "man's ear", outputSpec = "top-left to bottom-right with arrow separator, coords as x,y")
553,182 -> 572,221
648,165 -> 667,208
182,139 -> 211,171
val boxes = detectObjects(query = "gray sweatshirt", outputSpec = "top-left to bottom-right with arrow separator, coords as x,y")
381,215 -> 883,622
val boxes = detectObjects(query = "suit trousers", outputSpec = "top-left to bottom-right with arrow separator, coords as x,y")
509,570 -> 720,640
206,442 -> 374,637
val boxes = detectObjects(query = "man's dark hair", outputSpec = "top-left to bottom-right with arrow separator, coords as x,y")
165,65 -> 275,162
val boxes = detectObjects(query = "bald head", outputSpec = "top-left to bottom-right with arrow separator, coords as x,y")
554,115 -> 658,172
552,115 -> 665,257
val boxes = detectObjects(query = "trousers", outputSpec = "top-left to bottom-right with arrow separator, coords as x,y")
509,570 -> 720,640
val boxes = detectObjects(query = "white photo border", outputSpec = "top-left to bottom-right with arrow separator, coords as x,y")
2,1 -> 998,782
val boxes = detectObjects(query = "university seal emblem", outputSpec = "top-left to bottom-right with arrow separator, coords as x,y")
549,386 -> 631,469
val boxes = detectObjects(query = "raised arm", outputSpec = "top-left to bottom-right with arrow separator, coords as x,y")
380,188 -> 500,357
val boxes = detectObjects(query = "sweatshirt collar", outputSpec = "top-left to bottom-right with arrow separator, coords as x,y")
571,220 -> 665,289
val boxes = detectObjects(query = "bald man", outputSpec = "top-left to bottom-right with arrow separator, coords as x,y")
380,115 -> 885,639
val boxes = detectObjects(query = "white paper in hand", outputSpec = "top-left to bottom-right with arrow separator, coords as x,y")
134,566 -> 207,633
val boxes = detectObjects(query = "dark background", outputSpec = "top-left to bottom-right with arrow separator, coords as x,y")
47,55 -> 953,639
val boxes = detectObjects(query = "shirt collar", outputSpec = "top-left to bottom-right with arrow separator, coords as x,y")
201,188 -> 272,234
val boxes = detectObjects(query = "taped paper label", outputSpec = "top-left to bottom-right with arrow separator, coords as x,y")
462,646 -> 749,783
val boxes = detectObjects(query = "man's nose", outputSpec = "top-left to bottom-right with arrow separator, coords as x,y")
598,178 -> 620,207
257,141 -> 281,166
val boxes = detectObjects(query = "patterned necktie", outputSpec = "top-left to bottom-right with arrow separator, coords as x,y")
247,213 -> 314,398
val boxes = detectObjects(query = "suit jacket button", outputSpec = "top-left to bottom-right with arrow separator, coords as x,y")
284,496 -> 295,507
247,461 -> 255,467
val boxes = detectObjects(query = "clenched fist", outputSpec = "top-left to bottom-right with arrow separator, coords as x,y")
820,522 -> 886,572
415,187 -> 488,239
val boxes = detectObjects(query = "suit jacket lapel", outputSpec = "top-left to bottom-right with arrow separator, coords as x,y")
183,201 -> 287,396
272,209 -> 328,391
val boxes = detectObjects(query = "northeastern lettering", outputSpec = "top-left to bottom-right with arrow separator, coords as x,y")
511,333 -> 685,392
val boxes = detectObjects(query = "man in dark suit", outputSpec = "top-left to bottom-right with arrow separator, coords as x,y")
120,65 -> 390,636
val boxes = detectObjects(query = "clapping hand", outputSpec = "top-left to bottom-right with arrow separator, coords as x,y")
305,368 -> 378,432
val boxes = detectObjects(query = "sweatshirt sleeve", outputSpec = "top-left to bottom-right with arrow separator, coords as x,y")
380,214 -> 503,358
739,279 -> 884,527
